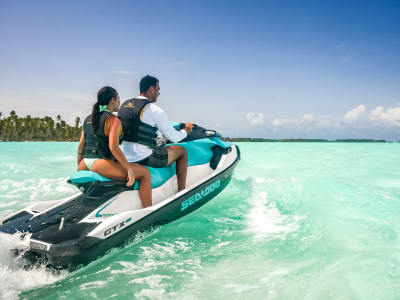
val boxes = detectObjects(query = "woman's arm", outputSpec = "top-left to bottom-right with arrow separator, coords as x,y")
108,116 -> 135,186
77,130 -> 85,167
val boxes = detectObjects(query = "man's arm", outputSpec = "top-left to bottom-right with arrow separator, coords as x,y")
154,109 -> 188,143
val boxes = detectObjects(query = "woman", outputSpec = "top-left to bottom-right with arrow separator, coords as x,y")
77,86 -> 152,207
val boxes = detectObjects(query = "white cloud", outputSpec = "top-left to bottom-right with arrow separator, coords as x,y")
369,106 -> 400,126
246,112 -> 265,126
302,114 -> 314,122
272,114 -> 335,128
272,118 -> 284,126
267,105 -> 400,140
343,105 -> 366,123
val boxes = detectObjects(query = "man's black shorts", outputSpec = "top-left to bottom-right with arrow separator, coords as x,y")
137,146 -> 169,168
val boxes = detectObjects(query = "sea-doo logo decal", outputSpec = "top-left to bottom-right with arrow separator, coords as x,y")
104,217 -> 132,236
181,180 -> 221,211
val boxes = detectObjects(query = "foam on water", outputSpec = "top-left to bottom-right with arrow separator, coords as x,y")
245,177 -> 302,242
131,275 -> 171,299
0,233 -> 67,300
0,162 -> 34,176
0,177 -> 75,200
79,280 -> 108,290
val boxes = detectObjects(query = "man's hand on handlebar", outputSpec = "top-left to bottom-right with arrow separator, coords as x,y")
184,123 -> 194,134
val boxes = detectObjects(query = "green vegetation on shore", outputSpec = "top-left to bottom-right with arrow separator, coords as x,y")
0,111 -> 391,142
0,111 -> 81,141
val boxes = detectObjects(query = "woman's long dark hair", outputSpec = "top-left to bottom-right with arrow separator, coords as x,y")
92,86 -> 118,131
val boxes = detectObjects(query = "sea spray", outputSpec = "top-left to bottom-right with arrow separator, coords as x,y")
0,233 -> 66,299
244,178 -> 302,242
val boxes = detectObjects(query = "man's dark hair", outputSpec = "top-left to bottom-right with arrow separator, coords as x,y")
140,75 -> 159,93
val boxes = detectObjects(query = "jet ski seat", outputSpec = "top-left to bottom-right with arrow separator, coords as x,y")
69,137 -> 232,190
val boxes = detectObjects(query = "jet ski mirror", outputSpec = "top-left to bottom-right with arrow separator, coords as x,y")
205,130 -> 217,137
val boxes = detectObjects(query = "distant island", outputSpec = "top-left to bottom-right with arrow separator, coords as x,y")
0,111 -> 394,142
222,138 -> 389,143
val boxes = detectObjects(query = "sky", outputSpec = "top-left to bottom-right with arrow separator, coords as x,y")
1,0 -> 399,140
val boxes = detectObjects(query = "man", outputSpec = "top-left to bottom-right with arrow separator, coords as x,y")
118,75 -> 193,192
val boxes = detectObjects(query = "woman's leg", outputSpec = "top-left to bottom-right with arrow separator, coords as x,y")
129,163 -> 152,208
78,159 -> 89,171
89,159 -> 126,180
89,159 -> 152,208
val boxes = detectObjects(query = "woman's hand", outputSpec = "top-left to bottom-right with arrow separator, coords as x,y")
126,167 -> 136,187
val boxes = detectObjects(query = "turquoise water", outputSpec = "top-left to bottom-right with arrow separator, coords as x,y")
0,142 -> 399,299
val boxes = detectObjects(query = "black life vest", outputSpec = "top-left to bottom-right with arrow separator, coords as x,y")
117,98 -> 158,148
82,112 -> 114,159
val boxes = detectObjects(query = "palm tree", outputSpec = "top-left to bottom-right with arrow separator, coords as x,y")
25,115 -> 32,140
32,118 -> 40,140
1,119 -> 10,140
42,116 -> 54,139
74,117 -> 81,140
75,117 -> 80,129
8,111 -> 18,140
60,120 -> 66,139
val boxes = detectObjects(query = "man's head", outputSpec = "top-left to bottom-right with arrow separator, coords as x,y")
139,75 -> 160,102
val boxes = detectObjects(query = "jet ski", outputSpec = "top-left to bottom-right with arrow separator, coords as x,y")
0,124 -> 240,269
